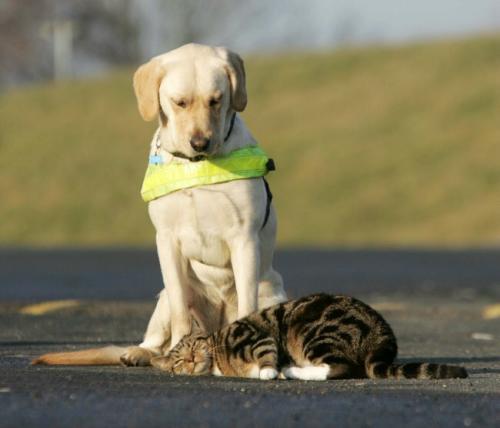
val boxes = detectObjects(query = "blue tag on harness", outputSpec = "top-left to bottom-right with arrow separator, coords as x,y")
149,155 -> 163,165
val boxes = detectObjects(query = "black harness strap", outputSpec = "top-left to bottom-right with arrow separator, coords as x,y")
261,178 -> 273,230
261,158 -> 276,230
224,112 -> 237,142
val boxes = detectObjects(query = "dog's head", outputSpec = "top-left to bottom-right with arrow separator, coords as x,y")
133,43 -> 247,158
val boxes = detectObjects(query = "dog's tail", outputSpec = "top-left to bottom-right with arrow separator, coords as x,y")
31,346 -> 126,366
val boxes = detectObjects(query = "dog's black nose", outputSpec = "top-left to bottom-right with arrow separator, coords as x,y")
190,137 -> 210,152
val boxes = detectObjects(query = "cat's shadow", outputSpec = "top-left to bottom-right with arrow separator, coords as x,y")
398,356 -> 500,374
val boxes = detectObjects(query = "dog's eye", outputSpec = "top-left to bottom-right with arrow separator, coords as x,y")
209,97 -> 220,107
175,99 -> 187,108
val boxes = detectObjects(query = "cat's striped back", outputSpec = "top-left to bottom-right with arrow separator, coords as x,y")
212,293 -> 467,380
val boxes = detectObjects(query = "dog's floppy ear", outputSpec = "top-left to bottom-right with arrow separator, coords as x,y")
133,58 -> 166,121
216,47 -> 247,112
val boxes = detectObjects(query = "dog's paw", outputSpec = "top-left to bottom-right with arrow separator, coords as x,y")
259,367 -> 278,380
120,346 -> 154,367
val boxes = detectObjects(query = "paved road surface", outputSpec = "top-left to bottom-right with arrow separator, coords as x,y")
0,249 -> 499,427
1,248 -> 499,300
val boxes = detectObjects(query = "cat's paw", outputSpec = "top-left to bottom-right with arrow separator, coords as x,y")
120,346 -> 154,367
259,367 -> 279,380
282,366 -> 300,379
282,365 -> 329,381
150,356 -> 173,372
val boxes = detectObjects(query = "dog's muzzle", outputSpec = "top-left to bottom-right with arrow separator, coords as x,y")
190,137 -> 211,153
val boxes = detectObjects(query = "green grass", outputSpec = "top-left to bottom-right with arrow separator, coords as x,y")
1,35 -> 500,247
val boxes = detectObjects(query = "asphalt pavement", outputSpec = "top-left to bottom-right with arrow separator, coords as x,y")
0,248 -> 499,427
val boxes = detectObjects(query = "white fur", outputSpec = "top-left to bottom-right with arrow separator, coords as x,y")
248,365 -> 261,379
212,362 -> 223,377
259,367 -> 279,380
282,365 -> 331,381
132,44 -> 287,355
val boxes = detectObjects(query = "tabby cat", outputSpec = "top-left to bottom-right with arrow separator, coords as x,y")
151,293 -> 468,380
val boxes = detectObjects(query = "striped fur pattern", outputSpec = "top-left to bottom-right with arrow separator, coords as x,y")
151,293 -> 468,380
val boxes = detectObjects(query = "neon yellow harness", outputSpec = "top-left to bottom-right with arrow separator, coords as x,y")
140,146 -> 274,202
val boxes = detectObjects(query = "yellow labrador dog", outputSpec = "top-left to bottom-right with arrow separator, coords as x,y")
33,43 -> 287,367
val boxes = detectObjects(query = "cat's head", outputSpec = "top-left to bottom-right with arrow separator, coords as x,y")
151,334 -> 213,375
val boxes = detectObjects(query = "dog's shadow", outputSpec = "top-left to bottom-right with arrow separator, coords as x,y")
398,356 -> 500,374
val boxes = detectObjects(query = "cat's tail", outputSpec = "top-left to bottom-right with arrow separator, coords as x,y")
365,356 -> 468,379
31,346 -> 126,366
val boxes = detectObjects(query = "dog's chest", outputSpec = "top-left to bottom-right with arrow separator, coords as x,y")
149,182 -> 256,266
181,234 -> 230,268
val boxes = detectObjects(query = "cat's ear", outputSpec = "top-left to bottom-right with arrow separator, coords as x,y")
151,355 -> 174,372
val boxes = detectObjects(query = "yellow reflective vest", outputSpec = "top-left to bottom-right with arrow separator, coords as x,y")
140,146 -> 274,202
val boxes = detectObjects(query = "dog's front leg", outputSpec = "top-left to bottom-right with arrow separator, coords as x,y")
140,288 -> 171,351
156,233 -> 192,348
230,238 -> 260,318
120,289 -> 170,366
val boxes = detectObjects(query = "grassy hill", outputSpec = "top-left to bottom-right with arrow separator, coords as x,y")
1,35 -> 500,247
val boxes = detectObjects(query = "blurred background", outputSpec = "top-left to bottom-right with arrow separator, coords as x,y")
1,0 -> 500,248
